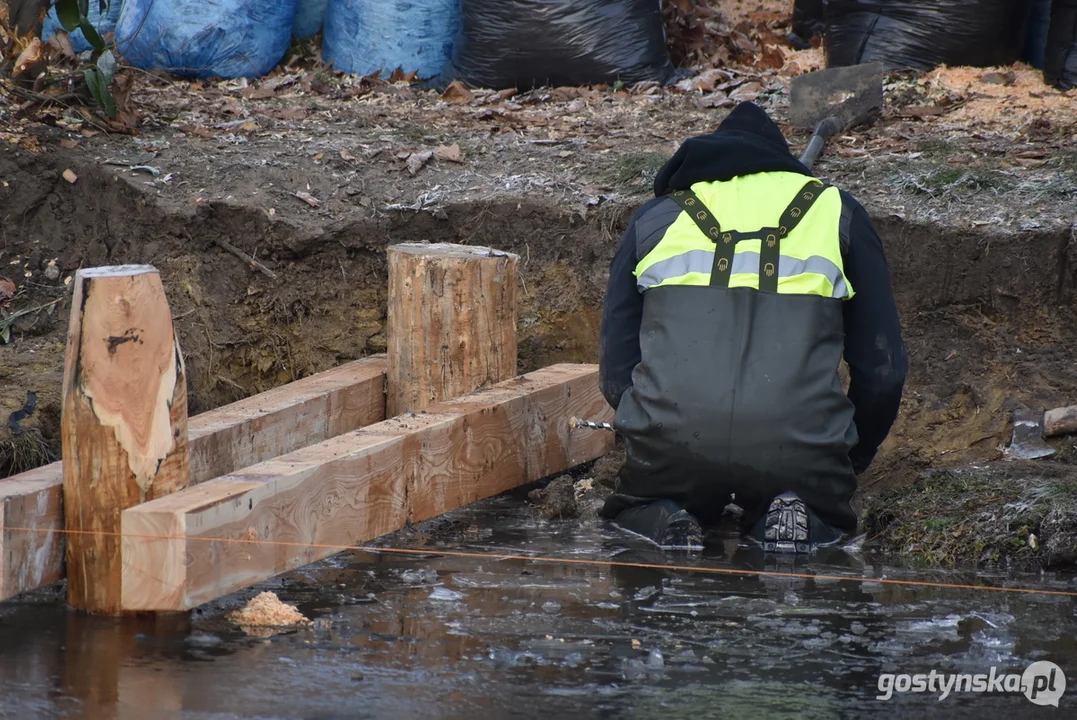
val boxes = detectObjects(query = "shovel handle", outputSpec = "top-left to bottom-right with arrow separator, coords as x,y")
798,116 -> 844,172
1045,404 -> 1077,437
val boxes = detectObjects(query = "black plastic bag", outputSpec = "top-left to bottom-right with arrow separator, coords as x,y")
824,0 -> 1032,72
792,0 -> 826,40
440,0 -> 677,90
1044,0 -> 1077,89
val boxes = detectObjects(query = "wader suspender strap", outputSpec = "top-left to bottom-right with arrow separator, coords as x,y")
667,189 -> 734,287
760,178 -> 831,292
667,179 -> 832,291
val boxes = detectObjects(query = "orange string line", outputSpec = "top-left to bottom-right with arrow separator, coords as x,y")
4,524 -> 1077,598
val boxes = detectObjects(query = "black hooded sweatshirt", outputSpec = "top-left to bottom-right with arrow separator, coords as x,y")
599,102 -> 907,475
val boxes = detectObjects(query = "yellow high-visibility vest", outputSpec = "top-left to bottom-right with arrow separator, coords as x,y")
634,171 -> 854,300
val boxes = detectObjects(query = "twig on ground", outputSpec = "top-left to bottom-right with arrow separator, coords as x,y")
213,238 -> 278,280
0,297 -> 64,330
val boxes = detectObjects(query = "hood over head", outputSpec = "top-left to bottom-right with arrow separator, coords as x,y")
652,102 -> 812,196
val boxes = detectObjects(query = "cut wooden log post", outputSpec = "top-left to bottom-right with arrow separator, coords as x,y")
120,364 -> 613,612
1,356 -> 387,603
386,242 -> 519,417
61,265 -> 190,613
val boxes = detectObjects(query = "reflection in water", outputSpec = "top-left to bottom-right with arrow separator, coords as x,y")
1,485 -> 1076,718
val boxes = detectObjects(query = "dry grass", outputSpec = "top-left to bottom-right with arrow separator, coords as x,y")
0,426 -> 56,476
862,463 -> 1077,570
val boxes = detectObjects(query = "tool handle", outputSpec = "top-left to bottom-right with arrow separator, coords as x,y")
798,116 -> 844,172
1044,404 -> 1077,437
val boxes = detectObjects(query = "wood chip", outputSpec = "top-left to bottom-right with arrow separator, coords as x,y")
293,191 -> 321,207
13,37 -> 43,76
62,169 -> 77,184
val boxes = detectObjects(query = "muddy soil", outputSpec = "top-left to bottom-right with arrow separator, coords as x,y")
2,46 -> 1076,568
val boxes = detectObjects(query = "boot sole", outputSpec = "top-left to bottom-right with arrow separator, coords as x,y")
761,493 -> 813,554
659,511 -> 705,549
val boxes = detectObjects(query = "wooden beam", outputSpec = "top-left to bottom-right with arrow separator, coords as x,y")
120,364 -> 613,612
0,465 -> 65,602
62,265 -> 192,613
386,242 -> 519,416
186,356 -> 387,482
0,356 -> 387,603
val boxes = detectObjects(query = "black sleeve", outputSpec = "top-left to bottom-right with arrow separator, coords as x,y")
839,191 -> 908,475
598,208 -> 646,410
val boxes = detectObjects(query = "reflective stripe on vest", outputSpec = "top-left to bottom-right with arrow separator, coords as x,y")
634,171 -> 854,300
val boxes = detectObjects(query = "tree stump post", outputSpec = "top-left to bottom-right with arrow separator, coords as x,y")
61,265 -> 190,614
386,243 -> 519,416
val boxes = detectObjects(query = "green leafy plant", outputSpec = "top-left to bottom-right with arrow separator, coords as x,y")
0,297 -> 62,344
55,0 -> 107,52
54,0 -> 117,117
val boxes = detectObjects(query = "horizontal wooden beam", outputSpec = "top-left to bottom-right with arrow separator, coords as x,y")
120,364 -> 614,612
0,356 -> 387,602
0,465 -> 66,602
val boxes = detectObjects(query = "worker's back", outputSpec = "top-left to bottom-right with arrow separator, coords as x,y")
612,169 -> 860,531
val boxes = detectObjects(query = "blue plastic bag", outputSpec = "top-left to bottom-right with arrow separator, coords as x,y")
294,0 -> 328,39
322,0 -> 459,79
114,0 -> 299,79
42,0 -> 124,54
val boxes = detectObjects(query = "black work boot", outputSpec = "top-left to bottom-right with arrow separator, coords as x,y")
611,499 -> 704,549
747,492 -> 842,554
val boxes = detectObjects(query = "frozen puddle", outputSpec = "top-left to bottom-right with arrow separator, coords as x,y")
1,485 -> 1076,716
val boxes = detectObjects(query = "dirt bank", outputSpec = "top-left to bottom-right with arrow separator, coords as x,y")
2,53 -> 1076,569
863,446 -> 1077,571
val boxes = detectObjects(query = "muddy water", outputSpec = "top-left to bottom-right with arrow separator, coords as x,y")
2,486 -> 1076,719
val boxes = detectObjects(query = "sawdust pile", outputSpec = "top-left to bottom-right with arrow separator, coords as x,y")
918,63 -> 1077,136
229,591 -> 311,627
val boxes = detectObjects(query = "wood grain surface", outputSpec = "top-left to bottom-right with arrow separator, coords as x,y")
121,364 -> 613,612
386,242 -> 519,416
0,356 -> 387,603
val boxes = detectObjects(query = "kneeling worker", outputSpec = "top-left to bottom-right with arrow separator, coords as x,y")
598,101 -> 907,552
